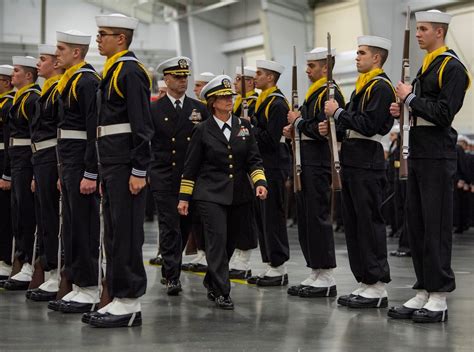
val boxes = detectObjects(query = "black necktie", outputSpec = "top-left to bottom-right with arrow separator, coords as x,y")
175,100 -> 182,114
222,123 -> 231,133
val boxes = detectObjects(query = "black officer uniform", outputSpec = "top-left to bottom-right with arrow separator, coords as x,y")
252,86 -> 291,285
291,78 -> 345,295
0,88 -> 14,275
3,82 -> 40,290
30,77 -> 61,289
56,63 -> 100,298
96,50 -> 154,304
333,70 -> 395,305
403,49 -> 469,295
150,88 -> 209,292
179,75 -> 267,309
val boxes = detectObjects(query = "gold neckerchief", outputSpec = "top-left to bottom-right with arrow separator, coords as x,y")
57,61 -> 86,95
41,74 -> 62,96
305,77 -> 327,102
13,83 -> 36,105
422,45 -> 448,74
233,89 -> 256,114
355,68 -> 383,95
255,86 -> 278,112
102,50 -> 128,79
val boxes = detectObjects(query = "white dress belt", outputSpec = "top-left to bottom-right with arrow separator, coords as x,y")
31,138 -> 57,153
9,138 -> 31,147
416,117 -> 436,127
57,129 -> 87,140
346,129 -> 383,143
97,123 -> 132,138
0,144 -> 4,150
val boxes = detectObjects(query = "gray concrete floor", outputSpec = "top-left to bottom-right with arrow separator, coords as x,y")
1,221 -> 473,352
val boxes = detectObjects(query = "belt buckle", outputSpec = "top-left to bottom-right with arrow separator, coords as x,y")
57,128 -> 62,140
31,143 -> 37,153
97,126 -> 103,138
9,137 -> 14,146
345,130 -> 351,139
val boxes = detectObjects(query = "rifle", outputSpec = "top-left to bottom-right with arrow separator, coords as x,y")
240,57 -> 249,121
399,6 -> 411,180
291,46 -> 302,192
326,33 -> 342,191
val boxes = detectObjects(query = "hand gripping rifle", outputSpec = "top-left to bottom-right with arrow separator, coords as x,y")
399,7 -> 411,180
240,57 -> 249,121
291,46 -> 302,192
326,33 -> 342,191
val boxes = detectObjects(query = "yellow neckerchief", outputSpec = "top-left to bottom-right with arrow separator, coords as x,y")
355,68 -> 384,95
57,61 -> 86,95
0,89 -> 15,110
255,86 -> 278,112
41,74 -> 62,96
13,83 -> 36,105
233,90 -> 256,114
103,50 -> 128,79
422,45 -> 448,74
305,77 -> 327,102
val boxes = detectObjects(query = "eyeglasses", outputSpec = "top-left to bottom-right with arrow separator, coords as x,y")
96,33 -> 121,39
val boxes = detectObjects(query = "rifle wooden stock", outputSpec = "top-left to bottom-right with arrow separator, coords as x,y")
327,32 -> 342,191
240,57 -> 249,120
399,7 -> 411,180
291,46 -> 302,192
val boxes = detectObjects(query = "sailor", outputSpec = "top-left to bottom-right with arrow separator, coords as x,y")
193,71 -> 215,103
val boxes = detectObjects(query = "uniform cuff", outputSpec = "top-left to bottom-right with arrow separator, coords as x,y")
334,108 -> 344,121
294,117 -> 303,130
405,93 -> 416,107
2,174 -> 11,181
84,171 -> 98,180
131,168 -> 147,178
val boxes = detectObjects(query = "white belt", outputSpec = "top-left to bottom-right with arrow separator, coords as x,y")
9,138 -> 31,147
0,144 -> 4,150
346,130 -> 383,143
57,129 -> 87,140
97,123 -> 131,138
300,133 -> 315,141
31,138 -> 57,153
416,117 -> 436,127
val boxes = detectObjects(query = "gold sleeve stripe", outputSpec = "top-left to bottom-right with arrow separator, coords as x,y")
179,181 -> 194,195
181,179 -> 195,186
251,173 -> 266,184
250,169 -> 264,178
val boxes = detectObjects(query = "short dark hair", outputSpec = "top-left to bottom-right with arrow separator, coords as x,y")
432,22 -> 449,39
368,47 -> 389,66
64,43 -> 89,59
261,68 -> 280,84
23,66 -> 38,82
316,56 -> 336,71
206,95 -> 216,115
111,28 -> 134,48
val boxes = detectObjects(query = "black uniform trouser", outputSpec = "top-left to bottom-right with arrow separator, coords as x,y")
196,200 -> 248,297
34,161 -> 59,271
11,166 -> 36,264
153,192 -> 192,281
61,163 -> 99,287
454,188 -> 470,230
296,165 -> 336,269
234,197 -> 259,250
102,164 -> 147,298
341,166 -> 390,285
256,169 -> 289,267
407,158 -> 456,292
0,153 -> 12,264
395,179 -> 410,252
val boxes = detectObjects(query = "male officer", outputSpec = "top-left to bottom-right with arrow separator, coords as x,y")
150,56 -> 209,295
323,36 -> 395,308
388,10 -> 470,323
2,56 -> 40,291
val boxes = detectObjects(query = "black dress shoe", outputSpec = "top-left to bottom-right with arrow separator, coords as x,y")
181,263 -> 194,271
26,288 -> 39,299
0,275 -> 8,281
160,277 -> 167,285
215,295 -> 234,310
298,285 -> 337,298
207,290 -> 216,302
337,294 -> 358,306
166,281 -> 182,296
190,263 -> 208,273
412,308 -> 448,323
89,312 -> 142,328
0,279 -> 7,288
347,295 -> 388,308
256,274 -> 288,287
247,275 -> 262,285
48,299 -> 63,311
287,285 -> 309,296
59,301 -> 97,313
82,311 -> 102,324
148,256 -> 163,266
3,279 -> 30,291
389,250 -> 411,257
387,305 -> 418,319
29,289 -> 58,302
229,269 -> 252,280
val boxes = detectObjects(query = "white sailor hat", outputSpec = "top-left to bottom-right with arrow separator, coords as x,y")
96,13 -> 139,30
415,10 -> 452,24
304,47 -> 336,61
200,74 -> 235,101
157,56 -> 192,76
158,80 -> 167,88
12,56 -> 37,68
357,35 -> 391,51
195,72 -> 215,83
56,30 -> 91,45
38,44 -> 57,56
0,64 -> 14,76
235,66 -> 257,78
256,59 -> 285,74
457,135 -> 469,143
